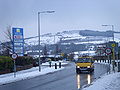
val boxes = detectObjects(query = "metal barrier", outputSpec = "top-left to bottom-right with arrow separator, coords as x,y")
94,63 -> 110,79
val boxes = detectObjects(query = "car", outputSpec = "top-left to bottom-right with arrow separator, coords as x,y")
75,56 -> 94,73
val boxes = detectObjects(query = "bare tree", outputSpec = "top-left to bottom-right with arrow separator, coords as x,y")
4,26 -> 13,42
43,44 -> 47,56
2,26 -> 13,56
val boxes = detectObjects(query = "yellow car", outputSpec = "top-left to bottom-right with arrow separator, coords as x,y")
76,56 -> 94,73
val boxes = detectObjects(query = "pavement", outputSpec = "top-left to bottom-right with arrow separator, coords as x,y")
0,61 -> 68,85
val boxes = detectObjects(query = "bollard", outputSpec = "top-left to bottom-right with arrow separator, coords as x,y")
110,59 -> 111,64
105,60 -> 106,63
49,61 -> 51,67
55,63 -> 57,69
59,62 -> 61,68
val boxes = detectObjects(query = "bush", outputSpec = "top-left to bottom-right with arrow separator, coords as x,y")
0,56 -> 13,71
16,56 -> 34,66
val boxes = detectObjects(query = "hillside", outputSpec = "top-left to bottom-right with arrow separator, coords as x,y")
79,30 -> 114,37
25,30 -> 115,46
24,30 -> 120,54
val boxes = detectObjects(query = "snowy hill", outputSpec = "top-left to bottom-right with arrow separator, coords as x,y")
24,30 -> 120,55
24,30 -> 120,46
25,30 -> 83,45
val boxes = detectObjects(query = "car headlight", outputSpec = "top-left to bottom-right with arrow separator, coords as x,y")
87,66 -> 90,68
77,66 -> 80,68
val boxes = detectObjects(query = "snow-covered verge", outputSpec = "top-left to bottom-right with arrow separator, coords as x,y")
82,72 -> 120,90
42,61 -> 68,66
82,61 -> 120,90
0,66 -> 64,85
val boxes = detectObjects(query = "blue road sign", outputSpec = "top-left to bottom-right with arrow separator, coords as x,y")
12,28 -> 24,56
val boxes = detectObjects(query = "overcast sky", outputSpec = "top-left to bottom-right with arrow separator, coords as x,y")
0,0 -> 120,42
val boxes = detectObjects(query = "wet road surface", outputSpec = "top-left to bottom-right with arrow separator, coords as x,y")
0,62 -> 94,90
76,72 -> 94,90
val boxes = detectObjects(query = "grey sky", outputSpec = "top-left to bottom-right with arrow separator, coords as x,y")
0,0 -> 120,42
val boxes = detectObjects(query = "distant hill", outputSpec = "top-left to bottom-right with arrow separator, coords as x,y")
79,30 -> 114,37
25,30 -> 116,46
22,29 -> 120,54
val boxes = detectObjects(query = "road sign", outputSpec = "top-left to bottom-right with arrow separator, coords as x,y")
111,43 -> 115,47
12,53 -> 18,59
12,28 -> 24,56
96,47 -> 105,56
105,48 -> 112,55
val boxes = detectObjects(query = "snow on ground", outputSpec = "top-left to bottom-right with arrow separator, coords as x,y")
82,72 -> 120,90
42,61 -> 68,66
0,66 -> 64,85
82,61 -> 120,90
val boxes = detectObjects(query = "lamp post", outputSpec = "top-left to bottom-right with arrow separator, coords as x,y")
38,11 -> 55,72
102,24 -> 115,72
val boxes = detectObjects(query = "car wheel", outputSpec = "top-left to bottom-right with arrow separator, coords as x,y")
76,68 -> 81,74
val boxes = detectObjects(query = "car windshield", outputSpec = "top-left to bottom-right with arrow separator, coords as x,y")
77,58 -> 91,63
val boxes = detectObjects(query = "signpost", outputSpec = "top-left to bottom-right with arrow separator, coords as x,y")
12,53 -> 18,77
111,43 -> 115,72
12,27 -> 24,77
12,28 -> 24,56
12,53 -> 18,59
105,48 -> 112,64
105,48 -> 112,55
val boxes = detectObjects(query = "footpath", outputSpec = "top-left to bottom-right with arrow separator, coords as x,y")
0,61 -> 68,85
82,61 -> 120,90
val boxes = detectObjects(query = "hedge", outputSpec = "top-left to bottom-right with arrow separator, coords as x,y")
0,56 -> 34,72
0,56 -> 13,71
15,56 -> 34,66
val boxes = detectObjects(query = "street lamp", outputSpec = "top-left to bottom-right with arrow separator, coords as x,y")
102,24 -> 115,72
102,25 -> 114,41
38,11 -> 55,72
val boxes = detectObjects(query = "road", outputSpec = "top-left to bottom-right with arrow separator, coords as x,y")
0,62 -> 94,90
